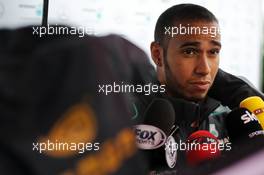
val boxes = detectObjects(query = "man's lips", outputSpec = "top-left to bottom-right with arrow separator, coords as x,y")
189,81 -> 211,91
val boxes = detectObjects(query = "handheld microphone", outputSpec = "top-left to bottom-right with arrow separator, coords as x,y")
134,98 -> 175,149
240,96 -> 264,129
186,130 -> 221,166
133,98 -> 176,170
225,108 -> 264,143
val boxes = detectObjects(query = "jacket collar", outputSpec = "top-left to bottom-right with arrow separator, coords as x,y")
159,93 -> 221,126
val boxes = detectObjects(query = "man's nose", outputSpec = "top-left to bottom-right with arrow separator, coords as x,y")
195,53 -> 210,76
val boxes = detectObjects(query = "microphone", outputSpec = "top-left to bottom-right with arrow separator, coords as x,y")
240,96 -> 264,129
186,130 -> 221,166
225,108 -> 264,143
133,98 -> 176,170
134,98 -> 175,149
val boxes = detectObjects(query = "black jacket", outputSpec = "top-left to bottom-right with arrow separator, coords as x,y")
209,69 -> 264,109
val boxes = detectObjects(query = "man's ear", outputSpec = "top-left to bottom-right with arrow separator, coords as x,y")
150,42 -> 164,67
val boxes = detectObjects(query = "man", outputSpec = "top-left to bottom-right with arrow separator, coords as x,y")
136,3 -> 264,174
151,4 -> 220,102
149,3 -> 264,108
138,4 -> 230,172
150,4 -> 228,138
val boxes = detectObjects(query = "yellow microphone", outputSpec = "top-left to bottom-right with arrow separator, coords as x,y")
240,96 -> 264,129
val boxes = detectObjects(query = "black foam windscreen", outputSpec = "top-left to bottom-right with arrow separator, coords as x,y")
225,108 -> 264,142
139,98 -> 175,171
143,98 -> 175,135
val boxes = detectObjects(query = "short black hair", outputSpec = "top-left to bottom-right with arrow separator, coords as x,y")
154,3 -> 218,48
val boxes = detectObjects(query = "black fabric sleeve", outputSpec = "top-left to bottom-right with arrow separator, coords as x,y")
209,69 -> 264,109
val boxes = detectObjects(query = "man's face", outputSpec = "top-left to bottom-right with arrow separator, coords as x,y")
163,21 -> 221,101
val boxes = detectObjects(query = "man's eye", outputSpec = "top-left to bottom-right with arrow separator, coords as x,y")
209,49 -> 220,55
183,48 -> 198,55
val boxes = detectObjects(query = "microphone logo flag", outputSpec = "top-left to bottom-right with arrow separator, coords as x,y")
133,124 -> 166,149
241,110 -> 259,124
165,136 -> 177,168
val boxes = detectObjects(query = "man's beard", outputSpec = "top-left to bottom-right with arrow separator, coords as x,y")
163,51 -> 184,99
163,53 -> 206,102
